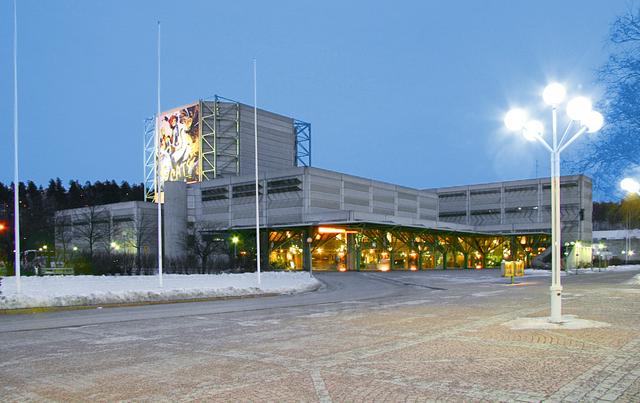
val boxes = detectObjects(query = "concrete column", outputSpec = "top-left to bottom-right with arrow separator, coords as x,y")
163,181 -> 188,260
347,232 -> 356,271
303,227 -> 312,273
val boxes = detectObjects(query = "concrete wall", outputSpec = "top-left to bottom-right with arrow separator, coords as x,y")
55,201 -> 159,257
432,175 -> 593,242
180,167 -> 454,236
163,181 -> 188,258
237,104 -> 296,177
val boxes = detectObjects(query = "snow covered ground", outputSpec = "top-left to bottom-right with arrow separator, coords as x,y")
0,272 -> 321,310
525,264 -> 640,277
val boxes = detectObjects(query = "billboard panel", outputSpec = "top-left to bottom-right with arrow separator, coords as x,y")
157,103 -> 200,187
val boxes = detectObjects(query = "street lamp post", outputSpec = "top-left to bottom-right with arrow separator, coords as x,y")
231,236 -> 239,268
620,177 -> 640,264
505,82 -> 604,323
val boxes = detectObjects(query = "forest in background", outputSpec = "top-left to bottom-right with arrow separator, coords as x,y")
0,179 -> 144,265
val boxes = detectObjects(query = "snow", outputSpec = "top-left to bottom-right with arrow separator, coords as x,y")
503,315 -> 610,330
525,264 -> 640,277
0,272 -> 321,310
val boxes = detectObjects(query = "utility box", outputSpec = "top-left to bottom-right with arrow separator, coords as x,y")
501,260 -> 524,277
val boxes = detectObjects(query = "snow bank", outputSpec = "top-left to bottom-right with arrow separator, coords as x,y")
0,272 -> 320,310
525,264 -> 640,277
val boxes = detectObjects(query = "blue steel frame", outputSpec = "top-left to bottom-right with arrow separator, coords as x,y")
143,116 -> 156,202
294,120 -> 311,167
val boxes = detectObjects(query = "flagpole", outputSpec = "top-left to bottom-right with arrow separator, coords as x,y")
13,0 -> 21,293
156,21 -> 163,287
253,59 -> 261,286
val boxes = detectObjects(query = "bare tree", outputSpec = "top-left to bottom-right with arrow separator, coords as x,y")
72,205 -> 109,259
181,223 -> 229,273
570,7 -> 640,194
122,211 -> 155,274
54,214 -> 73,262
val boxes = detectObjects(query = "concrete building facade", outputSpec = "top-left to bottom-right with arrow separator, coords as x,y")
431,175 -> 593,243
56,99 -> 594,271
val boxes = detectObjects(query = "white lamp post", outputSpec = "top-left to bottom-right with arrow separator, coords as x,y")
505,82 -> 604,323
620,177 -> 639,264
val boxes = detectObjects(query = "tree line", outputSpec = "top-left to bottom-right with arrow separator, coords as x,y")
0,179 -> 144,267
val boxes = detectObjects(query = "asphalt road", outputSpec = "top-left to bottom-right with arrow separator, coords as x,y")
1,269 -> 639,401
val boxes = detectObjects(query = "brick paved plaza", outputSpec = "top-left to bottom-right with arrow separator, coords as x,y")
1,269 -> 639,402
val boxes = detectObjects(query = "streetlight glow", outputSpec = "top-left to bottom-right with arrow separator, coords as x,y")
584,110 -> 604,133
523,120 -> 543,141
543,82 -> 566,106
504,108 -> 528,131
621,177 -> 640,194
566,96 -> 592,121
504,81 -> 602,324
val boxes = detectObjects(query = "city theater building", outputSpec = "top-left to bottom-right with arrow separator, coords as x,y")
56,96 -> 593,271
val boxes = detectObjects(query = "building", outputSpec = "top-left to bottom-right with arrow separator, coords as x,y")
57,97 -> 595,271
593,229 -> 640,262
55,201 -> 159,259
432,175 -> 593,242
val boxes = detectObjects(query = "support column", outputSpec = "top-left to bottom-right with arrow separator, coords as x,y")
346,232 -> 356,271
303,227 -> 312,274
260,229 -> 269,271
390,249 -> 395,271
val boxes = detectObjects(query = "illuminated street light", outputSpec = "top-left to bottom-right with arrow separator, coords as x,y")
620,177 -> 639,264
566,96 -> 592,122
543,82 -> 566,106
584,110 -> 604,133
620,177 -> 640,194
231,235 -> 239,263
523,120 -> 544,142
504,108 -> 527,131
504,82 -> 604,324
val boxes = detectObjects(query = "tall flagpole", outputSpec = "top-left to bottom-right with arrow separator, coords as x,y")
253,59 -> 261,286
13,0 -> 21,293
156,21 -> 163,287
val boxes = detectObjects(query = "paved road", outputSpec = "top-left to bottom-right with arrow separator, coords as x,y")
1,269 -> 640,402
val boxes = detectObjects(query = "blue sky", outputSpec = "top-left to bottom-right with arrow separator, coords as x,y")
0,0 -> 633,196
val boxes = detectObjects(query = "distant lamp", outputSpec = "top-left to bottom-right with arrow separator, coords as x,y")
543,83 -> 566,106
620,178 -> 640,194
523,120 -> 543,141
504,108 -> 528,131
231,236 -> 239,244
566,96 -> 592,121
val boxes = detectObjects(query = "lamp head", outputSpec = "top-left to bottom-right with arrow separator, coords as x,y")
523,120 -> 543,141
543,82 -> 566,106
620,177 -> 640,194
504,108 -> 527,131
566,96 -> 592,121
584,110 -> 604,133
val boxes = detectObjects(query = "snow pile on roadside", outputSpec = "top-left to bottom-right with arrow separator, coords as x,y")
0,272 -> 320,310
629,273 -> 640,286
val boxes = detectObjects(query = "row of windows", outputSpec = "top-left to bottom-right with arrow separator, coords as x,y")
202,177 -> 302,202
